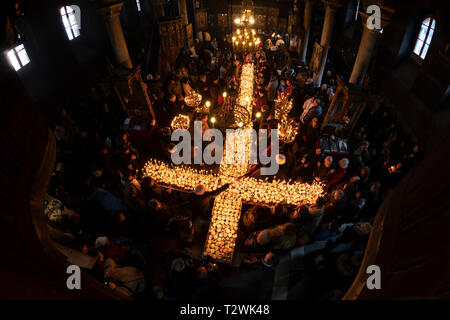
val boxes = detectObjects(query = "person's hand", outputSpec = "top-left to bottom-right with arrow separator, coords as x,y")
82,245 -> 88,254
97,252 -> 104,264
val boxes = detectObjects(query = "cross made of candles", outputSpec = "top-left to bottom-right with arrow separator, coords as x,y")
143,64 -> 324,263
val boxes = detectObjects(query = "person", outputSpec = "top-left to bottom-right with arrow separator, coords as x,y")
198,74 -> 210,100
182,77 -> 194,96
95,236 -> 126,266
294,154 -> 314,183
359,181 -> 381,220
277,78 -> 286,98
270,203 -> 290,225
351,141 -> 370,172
219,62 -> 228,80
359,166 -> 371,189
282,78 -> 294,99
189,183 -> 231,218
167,77 -> 183,100
307,197 -> 326,229
108,211 -> 136,238
302,117 -> 320,149
253,90 -> 267,111
337,175 -> 360,198
329,158 -> 349,185
123,169 -> 146,213
300,97 -> 319,124
314,156 -> 335,184
166,93 -> 178,117
265,71 -> 278,104
302,99 -> 322,126
148,198 -> 172,226
167,216 -> 195,245
86,166 -> 107,191
104,258 -> 145,297
311,147 -> 325,165
245,222 -> 297,251
323,189 -> 347,224
290,205 -> 315,245
242,205 -> 271,233
210,37 -> 218,52
209,76 -> 220,105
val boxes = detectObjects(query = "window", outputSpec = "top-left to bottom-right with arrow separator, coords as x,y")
413,17 -> 436,59
60,6 -> 80,40
7,44 -> 30,71
354,0 -> 360,21
136,0 -> 142,12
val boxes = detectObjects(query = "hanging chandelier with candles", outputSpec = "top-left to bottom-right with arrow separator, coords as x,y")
231,1 -> 260,51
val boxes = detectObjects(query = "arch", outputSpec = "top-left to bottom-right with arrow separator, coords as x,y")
60,5 -> 80,40
413,16 -> 436,60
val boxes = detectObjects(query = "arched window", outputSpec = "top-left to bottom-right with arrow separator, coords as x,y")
60,6 -> 80,40
7,43 -> 30,71
354,0 -> 360,21
413,17 -> 436,59
136,0 -> 142,12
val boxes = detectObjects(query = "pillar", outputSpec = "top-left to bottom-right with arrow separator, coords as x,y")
178,0 -> 189,26
186,0 -> 198,38
150,0 -> 165,19
349,11 -> 388,86
299,0 -> 315,63
97,2 -> 133,69
312,0 -> 342,87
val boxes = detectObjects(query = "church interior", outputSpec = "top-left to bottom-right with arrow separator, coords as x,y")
0,0 -> 449,301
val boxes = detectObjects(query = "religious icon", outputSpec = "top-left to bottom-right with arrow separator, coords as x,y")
311,42 -> 323,75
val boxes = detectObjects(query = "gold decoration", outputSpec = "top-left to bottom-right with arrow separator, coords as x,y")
170,114 -> 190,130
278,117 -> 299,143
184,91 -> 202,107
274,97 -> 293,120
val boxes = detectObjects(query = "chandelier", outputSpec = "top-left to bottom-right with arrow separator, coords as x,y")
234,9 -> 255,26
231,1 -> 260,51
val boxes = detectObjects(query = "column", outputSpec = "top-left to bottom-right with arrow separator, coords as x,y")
186,0 -> 198,37
349,11 -> 388,86
178,0 -> 189,26
150,0 -> 165,19
97,2 -> 133,69
312,0 -> 342,87
299,0 -> 315,63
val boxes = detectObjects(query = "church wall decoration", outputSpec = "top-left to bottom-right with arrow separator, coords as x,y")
310,42 -> 323,75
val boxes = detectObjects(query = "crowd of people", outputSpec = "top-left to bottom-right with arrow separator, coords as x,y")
45,34 -> 422,299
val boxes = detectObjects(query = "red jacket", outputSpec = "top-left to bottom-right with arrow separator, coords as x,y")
329,168 -> 347,185
254,95 -> 267,110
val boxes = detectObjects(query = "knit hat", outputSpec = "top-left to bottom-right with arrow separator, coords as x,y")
95,236 -> 109,248
338,157 -> 349,169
